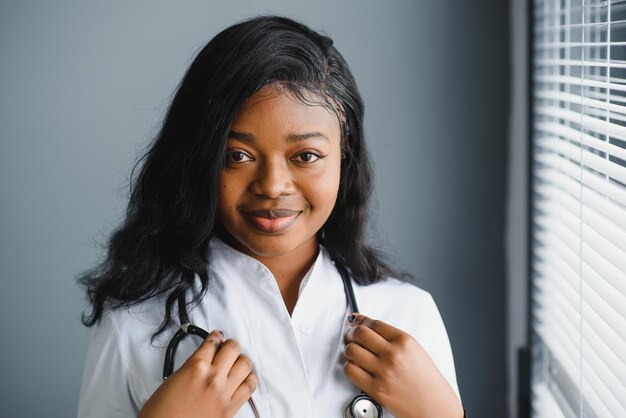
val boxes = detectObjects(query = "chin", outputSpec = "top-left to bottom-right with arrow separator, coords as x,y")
224,229 -> 315,260
245,235 -> 309,257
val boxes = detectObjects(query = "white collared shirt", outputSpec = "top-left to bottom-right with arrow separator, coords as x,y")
77,237 -> 461,417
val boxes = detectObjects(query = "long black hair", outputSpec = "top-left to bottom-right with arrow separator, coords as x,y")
79,15 -> 403,339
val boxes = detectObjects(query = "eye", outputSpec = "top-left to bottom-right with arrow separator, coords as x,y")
292,151 -> 324,163
226,150 -> 253,163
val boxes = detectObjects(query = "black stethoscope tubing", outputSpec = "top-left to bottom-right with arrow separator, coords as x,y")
163,256 -> 383,418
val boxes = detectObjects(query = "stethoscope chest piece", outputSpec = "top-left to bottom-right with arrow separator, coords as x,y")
344,393 -> 383,418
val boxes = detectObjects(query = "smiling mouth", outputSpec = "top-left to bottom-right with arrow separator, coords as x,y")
243,209 -> 301,233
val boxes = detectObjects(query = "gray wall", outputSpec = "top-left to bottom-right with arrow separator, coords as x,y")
507,0 -> 529,416
0,1 -> 509,416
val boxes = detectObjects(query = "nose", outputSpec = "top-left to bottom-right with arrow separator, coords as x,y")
249,158 -> 296,199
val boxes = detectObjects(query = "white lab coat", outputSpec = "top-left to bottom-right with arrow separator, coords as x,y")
77,236 -> 461,417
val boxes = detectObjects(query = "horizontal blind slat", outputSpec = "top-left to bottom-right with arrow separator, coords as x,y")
535,185 -> 626,251
535,230 -> 581,276
535,74 -> 626,93
535,152 -> 626,207
531,1 -> 626,416
536,121 -> 626,162
535,106 -> 626,141
535,179 -> 626,240
536,135 -> 626,185
581,339 -> 626,412
536,91 -> 626,118
536,267 -> 580,325
535,324 -> 581,390
583,258 -> 626,322
581,287 -> 626,357
582,282 -> 626,375
531,381 -> 568,418
582,223 -> 626,275
582,241 -> 626,296
536,58 -> 626,69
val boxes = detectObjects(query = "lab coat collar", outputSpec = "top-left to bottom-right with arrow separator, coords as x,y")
204,236 -> 351,413
206,235 -> 345,319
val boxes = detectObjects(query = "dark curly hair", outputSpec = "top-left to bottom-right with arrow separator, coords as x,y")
79,15 -> 402,340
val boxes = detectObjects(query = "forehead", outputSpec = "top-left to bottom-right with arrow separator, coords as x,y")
231,85 -> 342,135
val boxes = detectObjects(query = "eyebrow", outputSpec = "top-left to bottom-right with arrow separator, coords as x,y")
228,130 -> 329,143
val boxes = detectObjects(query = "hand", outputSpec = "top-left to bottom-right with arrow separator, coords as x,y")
343,314 -> 463,418
138,330 -> 257,418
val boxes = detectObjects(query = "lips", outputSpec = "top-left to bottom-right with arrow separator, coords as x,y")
243,208 -> 301,233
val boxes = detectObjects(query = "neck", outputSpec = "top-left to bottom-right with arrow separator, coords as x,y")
260,242 -> 319,311
218,232 -> 319,315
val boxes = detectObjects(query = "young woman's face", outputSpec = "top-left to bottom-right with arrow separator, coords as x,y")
217,85 -> 342,258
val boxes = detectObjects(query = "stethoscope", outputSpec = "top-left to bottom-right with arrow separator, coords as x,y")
163,257 -> 384,418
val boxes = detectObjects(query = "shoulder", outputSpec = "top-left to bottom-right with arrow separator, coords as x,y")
352,276 -> 448,345
95,296 -> 174,360
78,297 -> 175,416
88,297 -> 170,373
354,276 -> 431,301
353,277 -> 461,400
352,277 -> 436,327
86,295 -> 177,384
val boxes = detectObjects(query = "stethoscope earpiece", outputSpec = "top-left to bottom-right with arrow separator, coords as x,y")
344,393 -> 383,418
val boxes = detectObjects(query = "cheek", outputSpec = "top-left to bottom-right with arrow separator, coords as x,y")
310,162 -> 341,211
217,177 -> 226,207
217,175 -> 237,217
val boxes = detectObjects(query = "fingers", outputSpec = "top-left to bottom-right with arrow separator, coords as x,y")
345,322 -> 388,356
350,314 -> 403,341
228,353 -> 255,381
220,342 -> 256,414
230,370 -> 258,407
211,337 -> 258,391
185,330 -> 251,384
344,359 -> 375,394
165,330 -> 257,417
344,342 -> 379,375
188,329 -> 225,363
212,338 -> 243,371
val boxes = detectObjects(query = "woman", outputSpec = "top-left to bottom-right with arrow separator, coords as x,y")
77,15 -> 465,418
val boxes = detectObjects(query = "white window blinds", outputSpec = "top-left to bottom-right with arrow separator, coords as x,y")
531,0 -> 626,417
